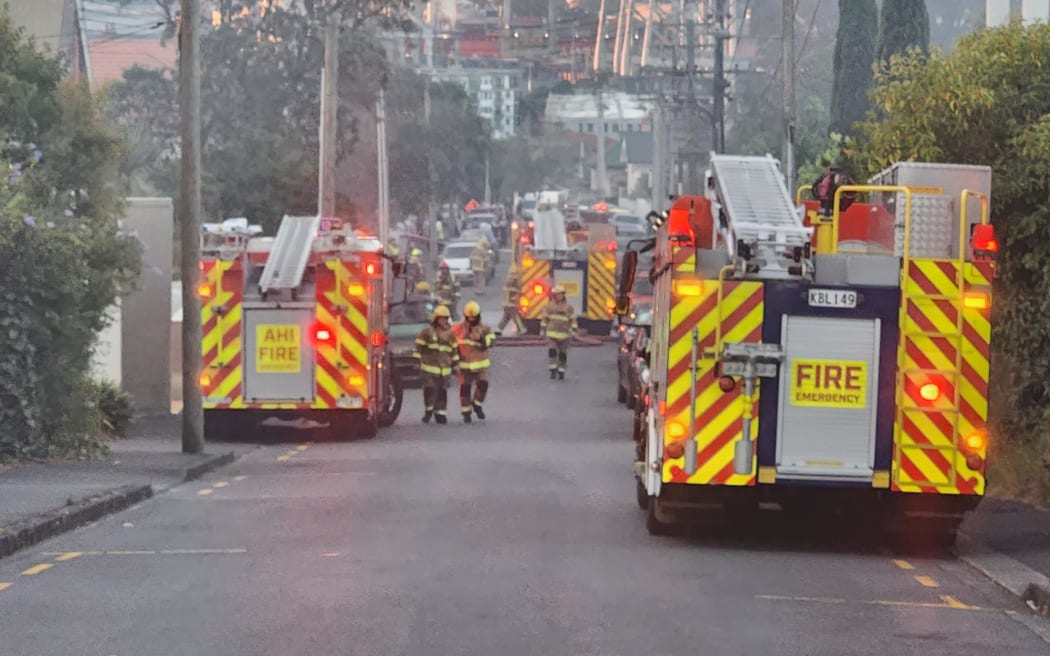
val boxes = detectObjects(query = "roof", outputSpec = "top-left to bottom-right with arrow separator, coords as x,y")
544,91 -> 654,122
623,132 -> 653,165
88,37 -> 175,85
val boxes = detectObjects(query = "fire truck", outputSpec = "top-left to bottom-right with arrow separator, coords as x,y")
198,215 -> 403,439
620,154 -> 996,541
512,203 -> 618,335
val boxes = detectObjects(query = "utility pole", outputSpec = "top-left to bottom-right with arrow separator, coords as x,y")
376,88 -> 389,246
781,0 -> 796,193
178,0 -> 203,453
484,149 -> 491,204
320,11 -> 339,217
424,79 -> 438,271
712,0 -> 727,153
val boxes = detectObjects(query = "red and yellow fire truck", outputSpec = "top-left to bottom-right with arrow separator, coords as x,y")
622,155 -> 995,541
198,215 -> 402,439
512,203 -> 618,335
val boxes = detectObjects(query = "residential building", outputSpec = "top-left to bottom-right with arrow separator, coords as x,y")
429,63 -> 520,139
544,91 -> 653,136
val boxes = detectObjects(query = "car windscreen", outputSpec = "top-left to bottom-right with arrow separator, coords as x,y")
443,245 -> 474,258
390,300 -> 433,324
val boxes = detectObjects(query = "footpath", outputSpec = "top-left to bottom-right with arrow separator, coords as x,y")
0,414 -> 254,559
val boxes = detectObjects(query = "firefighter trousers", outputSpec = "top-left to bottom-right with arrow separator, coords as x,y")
497,306 -> 526,334
422,373 -> 449,416
458,369 -> 489,413
547,338 -> 569,373
473,270 -> 487,292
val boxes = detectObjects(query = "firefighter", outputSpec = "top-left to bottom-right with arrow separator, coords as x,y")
434,261 -> 461,318
453,300 -> 495,423
469,240 -> 490,293
541,284 -> 577,380
406,248 -> 424,286
413,304 -> 459,424
414,280 -> 435,303
811,165 -> 856,216
495,266 -> 526,337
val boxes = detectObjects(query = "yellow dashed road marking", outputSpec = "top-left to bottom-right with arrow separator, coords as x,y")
43,548 -> 247,557
213,481 -> 229,488
892,559 -> 914,570
915,575 -> 940,588
941,595 -> 978,610
296,444 -> 310,451
0,582 -> 12,592
55,552 -> 82,562
21,563 -> 52,576
233,475 -> 247,481
197,489 -> 214,496
277,455 -> 290,462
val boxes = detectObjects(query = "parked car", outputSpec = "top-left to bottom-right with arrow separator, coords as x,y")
388,295 -> 435,387
459,225 -> 500,264
440,241 -> 479,285
617,303 -> 652,409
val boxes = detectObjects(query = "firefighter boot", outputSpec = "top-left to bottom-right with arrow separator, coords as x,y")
462,406 -> 472,423
422,410 -> 433,424
550,369 -> 557,380
435,412 -> 448,425
473,402 -> 485,420
558,371 -> 565,380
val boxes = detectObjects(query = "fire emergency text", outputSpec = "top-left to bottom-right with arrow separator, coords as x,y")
790,359 -> 868,409
256,324 -> 302,373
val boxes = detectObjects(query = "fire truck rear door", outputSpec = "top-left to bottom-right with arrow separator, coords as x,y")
243,306 -> 315,402
775,315 -> 880,480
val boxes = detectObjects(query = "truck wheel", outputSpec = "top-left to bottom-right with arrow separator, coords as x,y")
646,497 -> 677,536
377,367 -> 403,428
617,383 -> 627,404
636,480 -> 648,510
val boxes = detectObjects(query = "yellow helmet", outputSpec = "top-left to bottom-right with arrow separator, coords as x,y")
464,301 -> 481,317
411,248 -> 422,257
432,304 -> 451,319
415,281 -> 431,293
552,284 -> 566,295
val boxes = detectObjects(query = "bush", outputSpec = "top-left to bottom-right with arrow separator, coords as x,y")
91,380 -> 135,438
0,8 -> 140,460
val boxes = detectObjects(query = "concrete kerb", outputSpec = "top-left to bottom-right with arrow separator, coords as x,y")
0,449 -> 240,561
956,532 -> 1050,616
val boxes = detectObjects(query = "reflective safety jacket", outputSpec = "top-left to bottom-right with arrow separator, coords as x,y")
434,273 -> 460,304
453,320 -> 495,371
470,246 -> 490,273
413,324 -> 460,376
502,274 -> 521,307
541,299 -> 578,340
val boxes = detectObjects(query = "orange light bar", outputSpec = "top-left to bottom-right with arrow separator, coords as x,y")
667,421 -> 686,438
197,282 -> 214,299
603,257 -> 617,270
919,383 -> 940,401
657,400 -> 667,416
198,372 -> 212,388
604,297 -> 616,310
519,296 -> 530,309
672,280 -> 704,297
347,282 -> 367,297
521,253 -> 535,268
963,291 -> 990,310
348,375 -> 366,387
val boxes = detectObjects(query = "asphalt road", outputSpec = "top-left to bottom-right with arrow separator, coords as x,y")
2,261 -> 1050,655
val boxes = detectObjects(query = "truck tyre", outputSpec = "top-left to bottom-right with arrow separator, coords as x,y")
646,497 -> 676,535
377,367 -> 403,428
636,480 -> 648,510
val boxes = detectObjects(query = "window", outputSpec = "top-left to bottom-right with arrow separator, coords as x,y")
586,122 -> 594,133
613,124 -> 619,132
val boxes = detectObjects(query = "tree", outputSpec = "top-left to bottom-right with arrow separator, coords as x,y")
830,0 -> 877,136
876,0 -> 930,63
855,22 -> 1050,499
1,7 -> 140,459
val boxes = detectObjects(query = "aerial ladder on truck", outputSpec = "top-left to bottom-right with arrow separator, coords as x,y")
198,215 -> 404,440
619,153 -> 995,543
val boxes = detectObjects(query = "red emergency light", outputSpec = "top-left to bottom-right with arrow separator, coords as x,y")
311,322 -> 335,347
971,224 -> 998,255
371,331 -> 385,347
667,207 -> 695,245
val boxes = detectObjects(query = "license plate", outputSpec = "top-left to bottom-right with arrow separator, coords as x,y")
337,396 -> 365,409
721,361 -> 778,378
808,289 -> 857,309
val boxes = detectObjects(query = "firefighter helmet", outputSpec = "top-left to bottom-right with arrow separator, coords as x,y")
432,304 -> 451,319
439,260 -> 449,269
411,248 -> 422,257
415,281 -> 431,293
464,301 -> 481,317
552,284 -> 566,295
